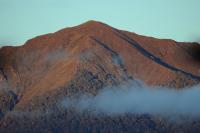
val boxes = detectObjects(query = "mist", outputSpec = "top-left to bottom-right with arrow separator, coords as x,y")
59,80 -> 200,118
1,45 -> 200,121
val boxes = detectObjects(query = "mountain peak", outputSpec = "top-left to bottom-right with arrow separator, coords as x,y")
1,21 -> 200,132
1,21 -> 200,104
75,20 -> 111,30
84,20 -> 101,24
81,20 -> 105,26
54,20 -> 112,37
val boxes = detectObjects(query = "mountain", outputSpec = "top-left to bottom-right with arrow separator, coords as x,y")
0,20 -> 200,133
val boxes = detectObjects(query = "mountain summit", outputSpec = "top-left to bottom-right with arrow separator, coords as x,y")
1,20 -> 200,132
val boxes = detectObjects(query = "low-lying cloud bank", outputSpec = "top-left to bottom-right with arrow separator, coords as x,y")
60,80 -> 200,117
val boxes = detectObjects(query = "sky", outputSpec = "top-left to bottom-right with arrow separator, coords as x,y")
0,0 -> 200,46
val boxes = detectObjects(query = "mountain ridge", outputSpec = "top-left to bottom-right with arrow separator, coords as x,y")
1,20 -> 200,132
1,20 -> 200,95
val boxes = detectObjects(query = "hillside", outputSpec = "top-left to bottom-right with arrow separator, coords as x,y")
0,20 -> 200,133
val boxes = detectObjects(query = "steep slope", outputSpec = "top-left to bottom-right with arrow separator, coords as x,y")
0,20 -> 200,132
0,20 -> 200,106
